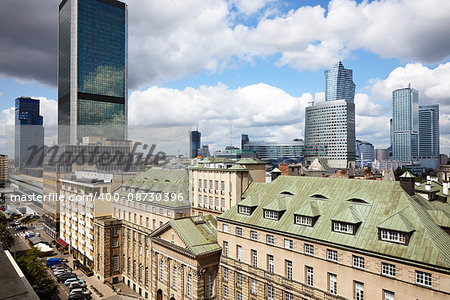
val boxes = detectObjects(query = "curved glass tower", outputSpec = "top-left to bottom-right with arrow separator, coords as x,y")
58,0 -> 127,144
325,61 -> 355,102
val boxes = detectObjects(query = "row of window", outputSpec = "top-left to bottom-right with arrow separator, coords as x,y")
222,242 -> 433,287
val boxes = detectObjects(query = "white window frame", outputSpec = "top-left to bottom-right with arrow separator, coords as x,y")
266,234 -> 274,245
223,267 -> 228,281
268,254 -> 274,273
415,271 -> 432,287
353,255 -> 365,269
251,278 -> 257,295
284,239 -> 293,250
284,291 -> 293,300
237,245 -> 242,262
251,249 -> 258,267
264,210 -> 279,220
295,215 -> 313,226
380,229 -> 406,244
223,285 -> 228,298
267,284 -> 274,300
381,262 -> 396,277
236,272 -> 242,289
384,290 -> 394,300
236,227 -> 243,236
306,266 -> 313,286
222,224 -> 229,233
329,273 -> 337,295
333,222 -> 354,234
355,281 -> 364,300
186,274 -> 192,297
286,260 -> 292,280
238,206 -> 252,215
250,230 -> 258,241
327,249 -> 338,262
304,243 -> 314,255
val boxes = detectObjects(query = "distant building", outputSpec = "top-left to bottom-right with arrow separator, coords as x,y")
392,86 -> 419,163
375,149 -> 389,161
243,140 -> 304,161
304,62 -> 356,169
304,100 -> 356,168
0,155 -> 7,188
199,144 -> 210,157
14,97 -> 44,170
214,148 -> 256,160
419,104 -> 440,169
325,61 -> 355,102
356,140 -> 374,167
189,130 -> 201,158
241,134 -> 249,149
58,0 -> 128,144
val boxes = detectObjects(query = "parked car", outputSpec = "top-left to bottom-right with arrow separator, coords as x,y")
68,294 -> 87,300
46,257 -> 63,267
64,278 -> 85,286
70,288 -> 91,296
54,270 -> 70,276
57,273 -> 77,283
69,282 -> 87,290
15,225 -> 27,231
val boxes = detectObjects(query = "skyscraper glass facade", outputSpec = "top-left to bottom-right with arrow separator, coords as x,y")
15,97 -> 44,169
58,0 -> 127,144
190,131 -> 201,158
418,105 -> 439,169
304,61 -> 356,168
325,61 -> 355,102
356,140 -> 374,167
392,87 -> 419,163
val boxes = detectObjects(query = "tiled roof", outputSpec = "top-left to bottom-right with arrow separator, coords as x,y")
218,176 -> 450,270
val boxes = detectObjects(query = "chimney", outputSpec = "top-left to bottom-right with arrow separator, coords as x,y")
399,171 -> 415,196
271,168 -> 281,181
444,182 -> 449,196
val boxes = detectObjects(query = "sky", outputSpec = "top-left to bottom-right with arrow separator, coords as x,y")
0,0 -> 449,156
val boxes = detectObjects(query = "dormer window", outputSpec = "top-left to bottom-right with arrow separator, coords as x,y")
379,229 -> 407,244
264,210 -> 279,220
310,194 -> 328,199
295,215 -> 313,226
121,187 -> 127,192
332,221 -> 355,234
280,191 -> 294,196
347,198 -> 369,204
238,205 -> 253,216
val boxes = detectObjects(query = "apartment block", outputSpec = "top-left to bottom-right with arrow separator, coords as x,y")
190,158 -> 265,217
217,175 -> 450,300
0,154 -> 8,188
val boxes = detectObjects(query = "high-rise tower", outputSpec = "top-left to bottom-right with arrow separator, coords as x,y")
304,62 -> 356,168
325,61 -> 355,102
58,0 -> 127,144
14,97 -> 44,169
392,86 -> 419,163
419,104 -> 440,169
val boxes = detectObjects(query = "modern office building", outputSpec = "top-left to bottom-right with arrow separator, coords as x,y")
392,85 -> 419,163
304,62 -> 356,169
325,61 -> 355,102
189,130 -> 201,158
304,100 -> 356,168
419,104 -> 440,169
356,140 -> 374,167
241,134 -> 249,150
216,175 -> 450,300
58,0 -> 128,144
14,97 -> 44,170
0,154 -> 7,188
243,140 -> 304,161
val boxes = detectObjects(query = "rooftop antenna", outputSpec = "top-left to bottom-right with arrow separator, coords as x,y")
229,120 -> 233,148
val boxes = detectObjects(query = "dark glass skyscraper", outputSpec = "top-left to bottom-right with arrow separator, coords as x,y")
189,130 -> 201,158
58,0 -> 127,144
15,97 -> 44,169
419,104 -> 440,169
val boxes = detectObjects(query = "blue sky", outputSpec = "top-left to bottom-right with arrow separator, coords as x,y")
0,0 -> 449,155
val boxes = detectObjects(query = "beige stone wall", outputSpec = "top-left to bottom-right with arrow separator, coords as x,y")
191,169 -> 250,215
217,220 -> 450,300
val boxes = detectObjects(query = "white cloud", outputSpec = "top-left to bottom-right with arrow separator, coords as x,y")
126,0 -> 450,88
0,92 -> 3,97
354,93 -> 387,117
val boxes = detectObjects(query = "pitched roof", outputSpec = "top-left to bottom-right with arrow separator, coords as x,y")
400,170 -> 415,178
377,210 -> 415,232
236,158 -> 265,165
151,216 -> 221,257
218,176 -> 450,271
113,168 -> 190,209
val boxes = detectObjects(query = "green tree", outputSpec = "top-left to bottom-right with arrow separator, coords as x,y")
0,213 -> 14,249
17,248 -> 58,299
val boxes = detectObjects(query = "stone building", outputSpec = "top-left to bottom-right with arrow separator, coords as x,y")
190,158 -> 265,217
217,175 -> 450,300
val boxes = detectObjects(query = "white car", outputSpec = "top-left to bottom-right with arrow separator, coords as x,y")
64,278 -> 84,286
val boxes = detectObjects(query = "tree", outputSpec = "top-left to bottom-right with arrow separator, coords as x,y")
0,213 -> 14,249
17,248 -> 58,299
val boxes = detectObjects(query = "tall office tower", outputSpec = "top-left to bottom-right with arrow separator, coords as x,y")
189,130 -> 201,158
304,62 -> 356,168
356,139 -> 374,167
58,0 -> 127,144
392,86 -> 419,163
325,61 -> 356,102
0,154 -> 7,188
241,134 -> 249,150
14,97 -> 44,170
419,104 -> 440,169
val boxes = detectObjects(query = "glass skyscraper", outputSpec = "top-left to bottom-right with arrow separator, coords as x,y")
14,97 -> 44,169
304,62 -> 356,168
58,0 -> 127,144
189,130 -> 201,158
392,86 -> 419,163
356,139 -> 374,167
419,104 -> 439,169
325,61 -> 355,102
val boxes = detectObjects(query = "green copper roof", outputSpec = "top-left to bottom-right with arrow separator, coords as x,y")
167,216 -> 221,257
228,164 -> 248,171
377,210 -> 415,232
238,195 -> 260,207
236,158 -> 265,165
114,168 -> 190,209
262,195 -> 289,211
294,201 -> 321,217
198,158 -> 212,164
218,176 -> 450,270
